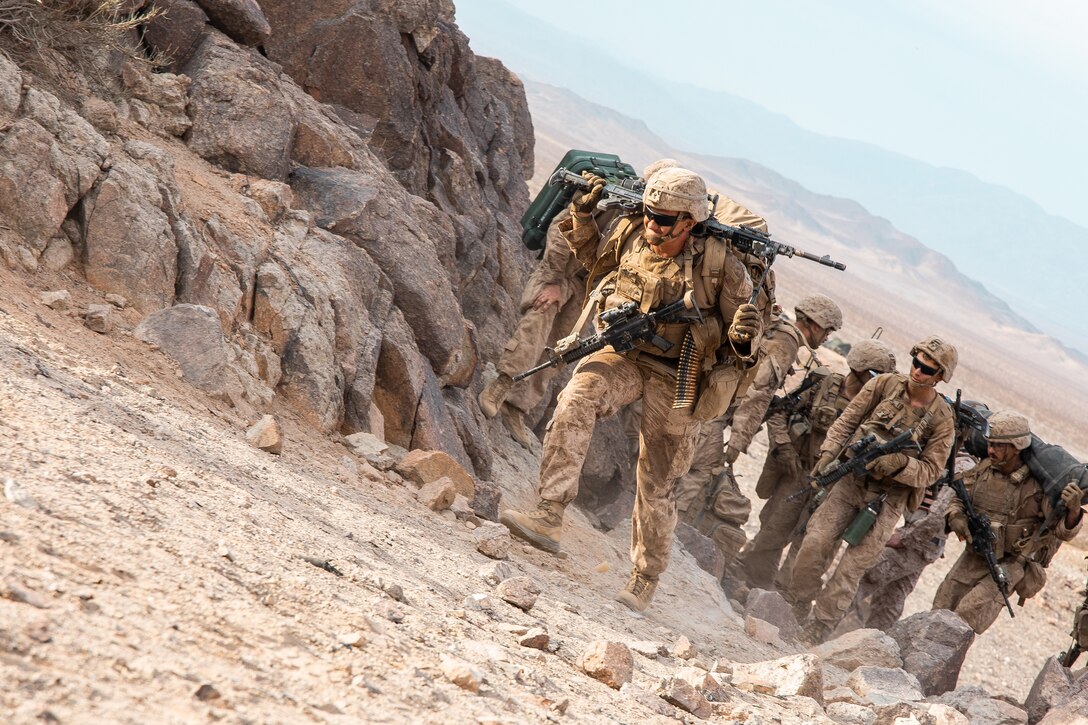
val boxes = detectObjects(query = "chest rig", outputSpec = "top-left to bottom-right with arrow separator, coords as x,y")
966,459 -> 1044,558
576,214 -> 736,409
851,373 -> 939,450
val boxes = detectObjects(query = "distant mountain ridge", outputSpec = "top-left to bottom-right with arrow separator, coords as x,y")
454,0 -> 1088,354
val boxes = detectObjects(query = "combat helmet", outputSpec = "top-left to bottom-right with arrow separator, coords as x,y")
910,335 -> 957,382
643,168 -> 710,223
847,339 -> 896,374
795,294 -> 843,332
986,411 -> 1032,451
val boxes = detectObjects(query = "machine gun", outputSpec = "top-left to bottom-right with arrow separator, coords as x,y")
512,297 -> 697,382
785,429 -> 921,503
946,392 -> 1016,618
549,168 -> 846,302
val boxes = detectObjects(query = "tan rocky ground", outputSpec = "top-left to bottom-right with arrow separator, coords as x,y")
0,262 -> 832,723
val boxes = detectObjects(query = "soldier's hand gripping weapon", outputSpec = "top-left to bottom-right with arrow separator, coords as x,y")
785,429 -> 921,503
512,297 -> 699,382
946,390 -> 1016,619
549,169 -> 846,304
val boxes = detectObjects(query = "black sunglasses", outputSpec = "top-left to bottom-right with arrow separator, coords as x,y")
912,356 -> 940,376
644,206 -> 681,227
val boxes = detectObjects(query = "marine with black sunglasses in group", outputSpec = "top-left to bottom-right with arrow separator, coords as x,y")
781,337 -> 959,643
499,164 -> 764,612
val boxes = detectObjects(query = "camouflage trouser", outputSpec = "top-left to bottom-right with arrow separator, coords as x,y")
674,419 -> 751,566
675,418 -> 726,516
785,475 -> 907,628
738,453 -> 808,590
537,350 -> 700,578
932,552 -> 1027,634
850,545 -> 930,631
497,284 -> 585,415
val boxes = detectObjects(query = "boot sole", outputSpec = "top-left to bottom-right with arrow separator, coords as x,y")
499,512 -> 561,554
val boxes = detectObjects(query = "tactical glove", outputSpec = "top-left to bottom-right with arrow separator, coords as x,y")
772,445 -> 803,480
866,452 -> 909,481
727,303 -> 762,345
948,514 -> 972,544
723,444 -> 741,465
813,446 -> 835,478
570,172 -> 606,214
1061,481 -> 1083,511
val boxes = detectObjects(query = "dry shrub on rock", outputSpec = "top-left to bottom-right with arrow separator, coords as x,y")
0,1 -> 158,85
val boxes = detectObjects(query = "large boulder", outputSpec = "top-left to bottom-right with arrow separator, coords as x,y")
890,609 -> 975,696
258,0 -> 535,365
287,166 -> 469,379
1024,657 -> 1074,724
745,588 -> 802,641
144,0 -> 210,73
732,653 -> 824,705
932,686 -> 1029,725
193,0 -> 271,47
81,156 -> 177,312
846,667 -> 923,707
183,31 -> 297,180
134,304 -> 269,405
0,86 -> 109,270
814,629 -> 904,672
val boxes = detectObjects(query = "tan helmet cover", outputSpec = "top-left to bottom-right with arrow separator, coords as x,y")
910,335 -> 958,382
643,167 -> 710,223
642,158 -> 679,180
986,410 -> 1031,451
795,294 -> 843,331
847,339 -> 896,374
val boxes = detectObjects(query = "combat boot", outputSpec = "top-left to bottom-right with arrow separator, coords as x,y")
478,373 -> 513,418
500,500 -> 565,553
615,570 -> 659,613
501,404 -> 535,449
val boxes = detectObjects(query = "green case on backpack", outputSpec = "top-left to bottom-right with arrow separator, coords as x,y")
520,150 -> 639,254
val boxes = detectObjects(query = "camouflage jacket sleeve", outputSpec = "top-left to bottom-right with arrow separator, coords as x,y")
558,210 -> 614,273
765,409 -> 793,449
728,329 -> 800,452
886,402 -> 956,492
538,211 -> 576,286
1047,497 -> 1084,542
717,252 -> 756,362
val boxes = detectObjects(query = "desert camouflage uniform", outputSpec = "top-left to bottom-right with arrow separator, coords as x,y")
537,208 -> 753,578
673,197 -> 772,561
739,367 -> 851,589
676,316 -> 801,552
933,459 -> 1081,634
495,210 -> 588,415
785,372 -> 955,631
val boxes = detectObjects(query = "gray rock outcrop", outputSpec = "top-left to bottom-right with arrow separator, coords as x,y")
890,610 -> 975,696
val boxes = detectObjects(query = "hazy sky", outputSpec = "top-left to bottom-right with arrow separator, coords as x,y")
461,0 -> 1088,228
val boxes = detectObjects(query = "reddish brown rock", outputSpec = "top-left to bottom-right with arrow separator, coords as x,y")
576,641 -> 633,690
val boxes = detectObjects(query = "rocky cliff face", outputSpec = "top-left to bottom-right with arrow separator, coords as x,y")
0,0 -> 537,481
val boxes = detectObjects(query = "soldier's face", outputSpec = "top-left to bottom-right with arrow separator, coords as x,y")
644,207 -> 694,246
909,351 -> 941,385
803,321 -> 831,348
987,441 -> 1021,472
